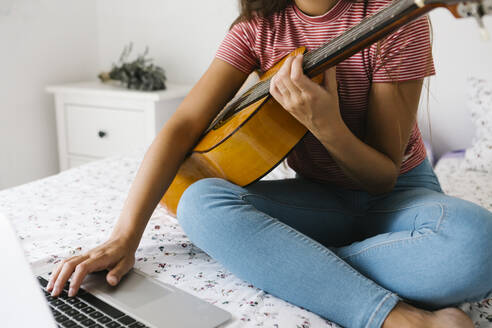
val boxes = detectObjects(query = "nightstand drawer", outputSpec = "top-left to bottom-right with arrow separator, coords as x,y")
66,105 -> 146,157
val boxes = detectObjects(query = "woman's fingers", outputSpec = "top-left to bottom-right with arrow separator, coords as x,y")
290,55 -> 321,98
290,55 -> 304,83
290,55 -> 311,88
271,55 -> 307,109
47,255 -> 82,292
106,257 -> 135,286
47,261 -> 64,292
68,255 -> 113,297
323,66 -> 338,94
273,56 -> 294,97
279,57 -> 302,96
46,237 -> 137,298
51,255 -> 88,296
269,79 -> 282,100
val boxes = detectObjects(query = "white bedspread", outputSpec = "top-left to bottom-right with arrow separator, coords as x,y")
435,155 -> 492,212
0,152 -> 490,328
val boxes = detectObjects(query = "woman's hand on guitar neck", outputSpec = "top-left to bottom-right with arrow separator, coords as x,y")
269,54 -> 344,140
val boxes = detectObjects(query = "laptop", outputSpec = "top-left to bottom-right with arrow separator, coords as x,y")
0,213 -> 231,328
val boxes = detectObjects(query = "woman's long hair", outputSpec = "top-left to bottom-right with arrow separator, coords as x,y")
233,0 -> 291,25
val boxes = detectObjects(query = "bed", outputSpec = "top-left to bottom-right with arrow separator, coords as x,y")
0,149 -> 491,328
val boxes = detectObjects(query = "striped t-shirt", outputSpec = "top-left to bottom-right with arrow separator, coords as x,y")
215,0 -> 435,189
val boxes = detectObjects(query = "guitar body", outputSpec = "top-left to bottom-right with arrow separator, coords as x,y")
159,0 -> 490,216
161,47 -> 322,216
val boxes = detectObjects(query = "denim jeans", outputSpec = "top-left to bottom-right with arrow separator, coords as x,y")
176,158 -> 492,328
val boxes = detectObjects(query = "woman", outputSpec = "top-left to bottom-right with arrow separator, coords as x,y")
47,0 -> 492,327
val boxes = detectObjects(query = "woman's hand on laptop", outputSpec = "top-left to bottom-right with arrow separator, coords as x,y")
46,236 -> 136,297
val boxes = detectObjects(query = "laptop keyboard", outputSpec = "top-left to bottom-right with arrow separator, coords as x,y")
37,276 -> 148,328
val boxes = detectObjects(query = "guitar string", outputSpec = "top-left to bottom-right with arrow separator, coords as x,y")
206,0 -> 414,132
267,0 -> 410,93
303,0 -> 412,68
236,0 -> 412,110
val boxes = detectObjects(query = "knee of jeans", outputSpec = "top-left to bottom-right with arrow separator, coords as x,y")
176,178 -> 238,235
439,200 -> 492,293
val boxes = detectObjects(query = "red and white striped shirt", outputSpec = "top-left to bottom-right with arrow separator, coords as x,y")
216,0 -> 435,189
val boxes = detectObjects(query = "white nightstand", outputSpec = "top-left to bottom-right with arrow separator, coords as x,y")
46,81 -> 191,171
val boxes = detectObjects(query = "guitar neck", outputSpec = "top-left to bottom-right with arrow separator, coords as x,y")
209,0 -> 464,132
304,0 -> 439,77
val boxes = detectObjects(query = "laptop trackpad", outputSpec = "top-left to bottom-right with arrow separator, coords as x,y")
82,270 -> 173,308
81,269 -> 232,327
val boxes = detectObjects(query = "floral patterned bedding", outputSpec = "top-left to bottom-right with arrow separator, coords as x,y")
435,153 -> 492,327
0,151 -> 490,328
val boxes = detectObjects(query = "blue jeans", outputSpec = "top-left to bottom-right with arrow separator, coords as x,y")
176,158 -> 492,328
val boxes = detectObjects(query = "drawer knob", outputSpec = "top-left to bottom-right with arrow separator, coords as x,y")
98,130 -> 107,138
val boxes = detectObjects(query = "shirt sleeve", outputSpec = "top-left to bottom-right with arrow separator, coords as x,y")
215,20 -> 259,74
372,15 -> 435,82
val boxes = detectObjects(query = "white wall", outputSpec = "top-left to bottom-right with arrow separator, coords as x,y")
420,10 -> 492,158
0,0 -> 99,190
96,0 -> 240,84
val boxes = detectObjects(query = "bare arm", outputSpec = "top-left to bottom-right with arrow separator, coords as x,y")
48,59 -> 248,296
316,78 -> 423,193
111,59 -> 249,243
270,54 -> 423,194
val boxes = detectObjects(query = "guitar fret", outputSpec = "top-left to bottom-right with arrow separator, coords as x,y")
304,0 -> 413,71
205,0 -> 417,133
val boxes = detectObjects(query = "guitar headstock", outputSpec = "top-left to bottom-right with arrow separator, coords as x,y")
419,0 -> 492,39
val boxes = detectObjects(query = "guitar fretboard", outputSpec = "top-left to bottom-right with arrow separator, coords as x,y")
206,0 -> 418,133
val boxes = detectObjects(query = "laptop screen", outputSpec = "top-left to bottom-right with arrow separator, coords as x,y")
0,214 -> 57,328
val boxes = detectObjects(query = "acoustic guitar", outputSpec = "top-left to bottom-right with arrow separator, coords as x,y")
161,0 -> 492,216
